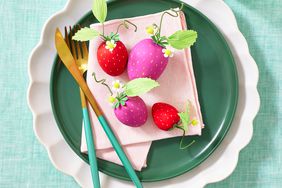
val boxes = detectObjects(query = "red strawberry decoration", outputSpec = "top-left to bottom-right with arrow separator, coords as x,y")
97,40 -> 128,76
152,102 -> 198,149
152,103 -> 180,131
72,0 -> 137,76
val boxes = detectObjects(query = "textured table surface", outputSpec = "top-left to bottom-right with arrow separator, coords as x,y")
0,0 -> 281,187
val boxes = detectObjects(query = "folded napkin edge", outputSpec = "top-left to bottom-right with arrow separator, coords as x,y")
90,10 -> 184,29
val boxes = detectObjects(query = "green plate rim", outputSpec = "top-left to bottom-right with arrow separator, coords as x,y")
50,0 -> 238,182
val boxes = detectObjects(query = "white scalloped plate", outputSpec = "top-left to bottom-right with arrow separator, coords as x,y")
27,0 -> 260,187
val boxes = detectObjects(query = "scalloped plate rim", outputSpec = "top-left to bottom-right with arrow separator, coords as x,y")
27,0 -> 260,187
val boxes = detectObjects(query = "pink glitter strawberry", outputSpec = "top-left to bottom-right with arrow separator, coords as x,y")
92,73 -> 159,127
128,39 -> 169,80
114,96 -> 148,127
128,4 -> 197,80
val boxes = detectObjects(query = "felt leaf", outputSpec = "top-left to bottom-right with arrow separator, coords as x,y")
120,93 -> 126,98
117,92 -> 126,100
158,41 -> 167,48
114,103 -> 120,109
112,33 -> 120,42
110,32 -> 115,37
92,0 -> 107,23
178,112 -> 189,132
72,27 -> 99,41
167,30 -> 197,50
156,32 -> 161,38
178,112 -> 189,125
178,102 -> 190,132
160,36 -> 167,41
124,78 -> 159,97
151,35 -> 157,42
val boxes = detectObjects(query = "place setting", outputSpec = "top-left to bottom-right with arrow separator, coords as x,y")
28,0 -> 260,187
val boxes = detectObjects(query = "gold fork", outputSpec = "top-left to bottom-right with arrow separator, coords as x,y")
65,26 -> 100,188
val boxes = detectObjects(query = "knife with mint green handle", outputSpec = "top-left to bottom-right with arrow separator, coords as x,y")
55,28 -> 143,188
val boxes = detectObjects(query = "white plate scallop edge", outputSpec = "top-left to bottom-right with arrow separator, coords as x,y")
27,0 -> 260,187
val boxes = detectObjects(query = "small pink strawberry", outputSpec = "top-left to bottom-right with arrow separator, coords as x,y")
114,96 -> 148,127
128,39 -> 169,80
127,6 -> 197,80
92,73 -> 159,127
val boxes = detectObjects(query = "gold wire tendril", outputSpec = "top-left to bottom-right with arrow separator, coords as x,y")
92,72 -> 113,95
157,3 -> 184,35
115,20 -> 138,35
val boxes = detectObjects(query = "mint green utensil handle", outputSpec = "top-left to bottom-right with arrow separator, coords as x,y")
83,108 -> 100,188
98,116 -> 143,188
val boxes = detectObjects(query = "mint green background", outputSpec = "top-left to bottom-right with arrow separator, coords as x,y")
0,0 -> 281,187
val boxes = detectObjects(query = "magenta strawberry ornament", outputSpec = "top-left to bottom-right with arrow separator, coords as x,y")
92,73 -> 159,127
127,4 -> 198,80
72,0 -> 137,76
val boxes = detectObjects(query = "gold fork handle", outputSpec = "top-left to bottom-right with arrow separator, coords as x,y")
67,63 -> 102,116
80,88 -> 87,108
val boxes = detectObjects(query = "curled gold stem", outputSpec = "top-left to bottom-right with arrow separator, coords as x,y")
115,20 -> 138,35
92,72 -> 113,95
158,3 -> 184,36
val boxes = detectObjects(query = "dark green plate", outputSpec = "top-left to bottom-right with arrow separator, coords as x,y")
50,0 -> 238,182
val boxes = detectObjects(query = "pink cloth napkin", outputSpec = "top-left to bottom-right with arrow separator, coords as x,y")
81,129 -> 151,170
81,10 -> 203,171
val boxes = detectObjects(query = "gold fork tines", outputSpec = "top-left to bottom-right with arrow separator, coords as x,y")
65,25 -> 88,73
69,26 -> 78,60
78,25 -> 89,60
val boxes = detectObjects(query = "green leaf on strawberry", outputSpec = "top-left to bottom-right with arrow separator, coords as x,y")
114,102 -> 120,109
167,30 -> 197,50
178,112 -> 189,132
72,27 -> 100,41
177,102 -> 190,132
124,78 -> 159,97
111,32 -> 120,41
104,32 -> 120,42
113,92 -> 129,108
92,0 -> 107,24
